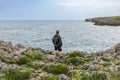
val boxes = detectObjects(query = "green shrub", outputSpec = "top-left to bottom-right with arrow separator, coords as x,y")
67,57 -> 87,65
0,54 -> 6,61
101,57 -> 111,62
25,50 -> 42,60
81,72 -> 107,80
27,61 -> 44,70
69,51 -> 84,57
43,64 -> 68,74
72,71 -> 107,80
115,62 -> 120,65
42,75 -> 58,80
46,50 -> 52,54
79,59 -> 87,65
85,54 -> 94,58
18,56 -> 31,65
72,70 -> 82,80
5,67 -> 32,80
101,62 -> 111,67
0,54 -> 16,64
110,72 -> 120,80
68,57 -> 78,65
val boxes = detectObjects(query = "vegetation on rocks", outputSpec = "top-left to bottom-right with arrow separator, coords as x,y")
101,56 -> 111,62
1,67 -> 32,80
0,40 -> 120,80
25,50 -> 42,60
42,75 -> 58,80
69,51 -> 85,57
18,56 -> 31,65
43,64 -> 69,74
85,16 -> 120,26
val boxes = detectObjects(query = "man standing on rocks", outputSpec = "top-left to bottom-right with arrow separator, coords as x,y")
52,30 -> 63,58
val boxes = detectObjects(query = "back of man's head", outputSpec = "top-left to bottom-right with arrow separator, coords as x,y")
56,30 -> 59,34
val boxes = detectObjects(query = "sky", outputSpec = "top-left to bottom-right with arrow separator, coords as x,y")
0,0 -> 120,20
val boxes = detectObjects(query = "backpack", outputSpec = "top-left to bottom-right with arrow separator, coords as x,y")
53,35 -> 60,46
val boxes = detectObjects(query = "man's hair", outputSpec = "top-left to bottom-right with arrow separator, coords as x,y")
56,30 -> 59,34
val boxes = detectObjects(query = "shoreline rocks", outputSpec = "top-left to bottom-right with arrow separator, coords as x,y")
0,40 -> 120,80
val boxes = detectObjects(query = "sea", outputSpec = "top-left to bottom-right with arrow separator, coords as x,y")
0,20 -> 120,53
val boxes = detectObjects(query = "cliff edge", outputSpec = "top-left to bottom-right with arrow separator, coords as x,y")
85,16 -> 120,26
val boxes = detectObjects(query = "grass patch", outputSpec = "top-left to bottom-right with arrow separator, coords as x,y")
0,53 -> 16,64
101,62 -> 111,67
67,57 -> 87,65
42,75 -> 58,80
27,61 -> 45,70
25,50 -> 42,60
46,50 -> 52,54
69,51 -> 84,57
43,64 -> 68,74
101,57 -> 111,62
17,56 -> 31,65
72,71 -> 107,80
3,67 -> 32,80
115,62 -> 120,65
81,72 -> 107,80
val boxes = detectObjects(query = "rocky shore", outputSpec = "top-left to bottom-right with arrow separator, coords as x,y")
0,40 -> 120,80
85,16 -> 120,26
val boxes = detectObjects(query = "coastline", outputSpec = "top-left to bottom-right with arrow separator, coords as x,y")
0,40 -> 120,80
85,16 -> 120,26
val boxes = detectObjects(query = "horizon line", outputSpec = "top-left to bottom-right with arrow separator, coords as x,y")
0,19 -> 85,21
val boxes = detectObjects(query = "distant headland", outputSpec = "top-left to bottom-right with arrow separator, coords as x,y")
85,16 -> 120,26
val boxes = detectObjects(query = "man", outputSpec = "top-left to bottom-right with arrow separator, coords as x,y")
52,30 -> 63,58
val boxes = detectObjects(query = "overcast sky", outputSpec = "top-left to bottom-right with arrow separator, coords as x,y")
0,0 -> 120,20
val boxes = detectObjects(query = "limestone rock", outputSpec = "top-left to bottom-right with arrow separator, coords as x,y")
58,74 -> 71,80
9,64 -> 18,71
1,64 -> 8,74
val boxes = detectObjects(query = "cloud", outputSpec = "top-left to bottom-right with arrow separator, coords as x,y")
58,2 -> 78,6
56,0 -> 120,8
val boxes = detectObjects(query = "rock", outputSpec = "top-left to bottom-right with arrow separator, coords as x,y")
81,64 -> 89,70
98,59 -> 104,64
115,43 -> 120,53
1,64 -> 8,74
35,70 -> 42,73
58,74 -> 71,80
14,44 -> 25,50
9,64 -> 18,71
118,66 -> 120,71
98,71 -> 107,78
9,53 -> 21,61
0,41 -> 13,53
14,55 -> 19,61
0,59 -> 2,63
27,78 -> 36,80
69,63 -> 74,70
95,52 -> 104,56
0,62 -> 5,69
116,56 -> 120,60
92,61 -> 99,65
88,64 -> 101,71
39,72 -> 48,79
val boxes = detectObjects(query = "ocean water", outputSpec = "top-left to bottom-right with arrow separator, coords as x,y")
0,20 -> 120,53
